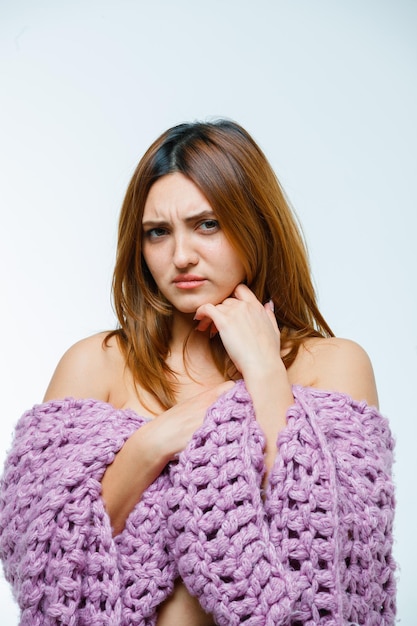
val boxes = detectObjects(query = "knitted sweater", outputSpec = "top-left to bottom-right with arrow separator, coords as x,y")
0,381 -> 396,625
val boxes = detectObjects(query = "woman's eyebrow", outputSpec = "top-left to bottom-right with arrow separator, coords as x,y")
184,209 -> 216,223
142,209 -> 216,227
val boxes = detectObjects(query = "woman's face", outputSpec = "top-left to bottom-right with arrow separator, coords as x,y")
142,172 -> 246,315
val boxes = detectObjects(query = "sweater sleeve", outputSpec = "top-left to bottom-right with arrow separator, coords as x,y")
0,398 -> 144,626
164,381 -> 299,626
163,382 -> 396,626
285,386 -> 396,625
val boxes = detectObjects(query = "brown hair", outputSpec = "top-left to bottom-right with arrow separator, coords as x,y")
108,120 -> 333,409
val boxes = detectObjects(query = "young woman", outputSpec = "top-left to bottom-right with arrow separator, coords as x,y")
0,120 -> 395,625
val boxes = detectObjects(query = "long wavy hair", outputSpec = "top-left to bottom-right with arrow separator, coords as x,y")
107,119 -> 333,409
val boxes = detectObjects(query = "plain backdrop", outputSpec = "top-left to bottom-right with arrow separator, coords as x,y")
1,1 -> 416,623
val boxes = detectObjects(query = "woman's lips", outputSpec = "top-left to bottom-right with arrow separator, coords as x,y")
173,275 -> 206,289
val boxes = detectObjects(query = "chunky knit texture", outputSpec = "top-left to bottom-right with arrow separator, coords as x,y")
0,382 -> 396,625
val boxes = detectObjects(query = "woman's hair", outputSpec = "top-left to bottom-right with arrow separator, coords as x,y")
108,119 -> 333,409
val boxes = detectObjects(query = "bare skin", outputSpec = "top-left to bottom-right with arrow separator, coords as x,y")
43,173 -> 379,625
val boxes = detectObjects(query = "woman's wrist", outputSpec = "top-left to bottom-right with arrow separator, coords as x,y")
136,418 -> 175,466
244,362 -> 293,465
243,358 -> 290,395
247,375 -> 293,415
101,421 -> 171,535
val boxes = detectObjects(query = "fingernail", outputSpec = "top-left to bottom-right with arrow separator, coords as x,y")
268,299 -> 274,312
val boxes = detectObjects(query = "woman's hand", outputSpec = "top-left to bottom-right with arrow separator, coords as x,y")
194,284 -> 281,379
102,380 -> 234,535
194,284 -> 293,476
149,380 -> 235,462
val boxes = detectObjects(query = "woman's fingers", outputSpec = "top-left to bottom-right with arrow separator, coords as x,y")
233,283 -> 257,301
194,308 -> 216,332
194,284 -> 254,327
156,381 -> 235,459
195,285 -> 278,339
193,315 -> 218,338
264,300 -> 280,336
193,285 -> 282,378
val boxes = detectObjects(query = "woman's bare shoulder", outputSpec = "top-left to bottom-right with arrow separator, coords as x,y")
43,331 -> 125,403
292,337 -> 379,407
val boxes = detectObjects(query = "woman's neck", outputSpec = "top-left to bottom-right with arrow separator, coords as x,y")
167,312 -> 222,387
170,311 -> 198,346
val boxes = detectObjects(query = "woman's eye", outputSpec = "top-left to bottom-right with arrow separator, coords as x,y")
145,227 -> 168,240
199,219 -> 219,232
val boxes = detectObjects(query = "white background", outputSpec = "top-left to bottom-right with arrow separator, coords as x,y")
1,1 -> 416,623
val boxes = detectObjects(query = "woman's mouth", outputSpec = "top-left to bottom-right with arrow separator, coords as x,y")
173,275 -> 206,289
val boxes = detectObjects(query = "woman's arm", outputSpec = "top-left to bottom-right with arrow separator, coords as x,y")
194,285 -> 294,474
193,286 -> 379,471
44,334 -> 233,535
101,382 -> 233,535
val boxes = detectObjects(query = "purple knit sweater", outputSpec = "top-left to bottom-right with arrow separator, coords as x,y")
0,381 -> 396,625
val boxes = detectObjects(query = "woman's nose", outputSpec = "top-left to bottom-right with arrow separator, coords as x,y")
172,234 -> 198,268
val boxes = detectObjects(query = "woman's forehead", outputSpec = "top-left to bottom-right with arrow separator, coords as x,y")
143,173 -> 213,222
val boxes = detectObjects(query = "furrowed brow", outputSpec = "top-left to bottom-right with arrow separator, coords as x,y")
184,210 -> 216,223
142,209 -> 216,228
